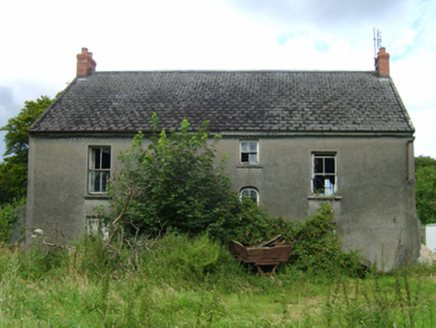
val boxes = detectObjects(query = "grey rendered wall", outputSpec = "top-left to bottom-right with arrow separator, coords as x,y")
27,135 -> 420,270
215,136 -> 420,270
26,137 -> 133,244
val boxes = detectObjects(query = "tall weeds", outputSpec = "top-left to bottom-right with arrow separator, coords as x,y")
0,235 -> 435,327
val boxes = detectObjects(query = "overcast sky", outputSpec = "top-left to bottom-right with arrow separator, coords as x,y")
1,0 -> 435,158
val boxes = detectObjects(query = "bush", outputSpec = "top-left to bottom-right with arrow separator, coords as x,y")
288,203 -> 365,276
208,199 -> 292,245
0,198 -> 26,243
153,233 -> 224,281
211,201 -> 366,277
110,114 -> 240,236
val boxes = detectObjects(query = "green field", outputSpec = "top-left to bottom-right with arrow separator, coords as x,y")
1,234 -> 435,327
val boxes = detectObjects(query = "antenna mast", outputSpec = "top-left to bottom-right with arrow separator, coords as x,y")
373,28 -> 382,59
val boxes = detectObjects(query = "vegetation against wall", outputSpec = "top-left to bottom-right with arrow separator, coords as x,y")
209,200 -> 365,276
0,198 -> 25,243
110,113 -> 240,236
415,156 -> 436,224
107,115 -> 364,276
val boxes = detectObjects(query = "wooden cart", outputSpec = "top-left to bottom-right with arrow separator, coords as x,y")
230,240 -> 292,276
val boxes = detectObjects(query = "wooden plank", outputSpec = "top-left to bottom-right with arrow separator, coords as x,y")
258,235 -> 284,247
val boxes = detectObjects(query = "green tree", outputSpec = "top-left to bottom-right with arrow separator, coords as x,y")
0,96 -> 52,203
416,155 -> 436,171
111,114 -> 240,236
415,156 -> 436,225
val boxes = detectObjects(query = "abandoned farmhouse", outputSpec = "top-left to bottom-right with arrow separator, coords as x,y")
27,48 -> 420,270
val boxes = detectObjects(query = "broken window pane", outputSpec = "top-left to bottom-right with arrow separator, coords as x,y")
102,148 -> 111,169
314,158 -> 323,173
324,178 -> 335,195
313,175 -> 324,192
94,148 -> 101,169
240,141 -> 258,164
325,157 -> 335,173
241,152 -> 249,162
313,153 -> 336,195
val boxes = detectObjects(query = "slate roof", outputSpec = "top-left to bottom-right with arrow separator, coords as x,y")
30,71 -> 414,134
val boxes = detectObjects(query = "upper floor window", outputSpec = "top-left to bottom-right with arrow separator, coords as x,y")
312,153 -> 336,195
89,146 -> 111,193
240,188 -> 259,203
240,141 -> 258,164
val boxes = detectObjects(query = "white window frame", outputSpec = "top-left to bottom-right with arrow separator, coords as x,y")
312,153 -> 337,195
240,141 -> 259,164
88,146 -> 111,194
240,188 -> 259,203
87,218 -> 109,240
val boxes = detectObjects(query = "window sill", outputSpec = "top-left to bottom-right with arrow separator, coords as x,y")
307,194 -> 342,201
84,194 -> 110,200
237,165 -> 263,169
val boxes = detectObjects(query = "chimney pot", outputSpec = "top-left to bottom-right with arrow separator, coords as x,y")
375,47 -> 390,77
77,47 -> 97,77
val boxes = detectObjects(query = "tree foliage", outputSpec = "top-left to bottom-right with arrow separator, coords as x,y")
415,156 -> 436,224
111,114 -> 240,236
416,156 -> 436,171
0,96 -> 52,203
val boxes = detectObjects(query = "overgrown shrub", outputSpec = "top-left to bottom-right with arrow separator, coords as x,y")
288,203 -> 365,276
110,114 -> 240,236
210,201 -> 366,277
153,233 -> 226,281
208,200 -> 266,245
0,198 -> 26,243
208,199 -> 293,245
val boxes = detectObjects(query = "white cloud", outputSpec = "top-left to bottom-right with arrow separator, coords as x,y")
410,109 -> 436,158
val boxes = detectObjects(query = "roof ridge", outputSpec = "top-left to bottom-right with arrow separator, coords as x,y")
89,70 -> 377,74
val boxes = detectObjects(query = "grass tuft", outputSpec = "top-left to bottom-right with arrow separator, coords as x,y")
0,235 -> 435,326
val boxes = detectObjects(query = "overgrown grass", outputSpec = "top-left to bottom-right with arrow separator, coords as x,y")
1,234 -> 435,327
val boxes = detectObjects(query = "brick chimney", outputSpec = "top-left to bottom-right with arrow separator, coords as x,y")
77,48 -> 96,77
375,47 -> 390,77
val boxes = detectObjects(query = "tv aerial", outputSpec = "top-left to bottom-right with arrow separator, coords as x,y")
373,28 -> 382,59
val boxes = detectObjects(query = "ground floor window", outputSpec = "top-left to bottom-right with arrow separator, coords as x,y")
87,218 -> 109,240
312,153 -> 336,195
240,187 -> 259,203
89,146 -> 111,193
